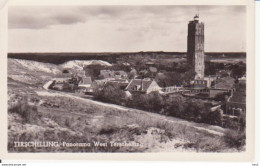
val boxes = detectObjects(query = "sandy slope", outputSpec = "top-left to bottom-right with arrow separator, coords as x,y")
9,59 -> 61,74
59,60 -> 112,70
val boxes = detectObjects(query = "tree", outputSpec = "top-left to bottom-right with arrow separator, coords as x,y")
163,94 -> 186,116
214,92 -> 229,101
126,91 -> 164,113
228,62 -> 246,78
182,70 -> 196,85
155,72 -> 183,87
128,69 -> 137,79
84,64 -> 107,80
93,84 -> 126,105
145,91 -> 164,113
184,99 -> 207,122
205,110 -> 222,125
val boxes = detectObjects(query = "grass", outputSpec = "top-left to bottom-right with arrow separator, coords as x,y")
8,101 -> 39,124
8,92 -> 237,152
223,129 -> 246,150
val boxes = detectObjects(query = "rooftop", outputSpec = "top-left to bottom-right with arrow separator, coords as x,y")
125,79 -> 154,92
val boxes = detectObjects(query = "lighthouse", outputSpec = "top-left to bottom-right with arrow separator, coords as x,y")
187,14 -> 205,79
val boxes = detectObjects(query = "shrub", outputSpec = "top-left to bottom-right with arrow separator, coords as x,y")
214,92 -> 229,101
223,129 -> 246,150
8,102 -> 39,124
183,99 -> 208,122
126,91 -> 164,113
93,84 -> 126,105
64,118 -> 71,128
203,110 -> 222,126
163,94 -> 186,117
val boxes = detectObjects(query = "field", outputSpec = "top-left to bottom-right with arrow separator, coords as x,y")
7,58 -> 243,152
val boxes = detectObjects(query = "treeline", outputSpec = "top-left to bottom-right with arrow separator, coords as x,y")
8,52 -> 245,65
205,61 -> 246,78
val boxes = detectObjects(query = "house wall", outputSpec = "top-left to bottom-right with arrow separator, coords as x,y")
146,81 -> 161,94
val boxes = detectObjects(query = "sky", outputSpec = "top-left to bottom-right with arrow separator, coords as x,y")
8,6 -> 246,53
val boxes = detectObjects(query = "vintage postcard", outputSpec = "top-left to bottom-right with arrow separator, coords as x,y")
0,0 -> 255,161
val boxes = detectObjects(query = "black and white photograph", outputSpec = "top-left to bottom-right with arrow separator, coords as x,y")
7,5 -> 248,153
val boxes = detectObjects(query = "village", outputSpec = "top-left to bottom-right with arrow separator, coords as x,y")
48,58 -> 245,117
47,15 -> 246,127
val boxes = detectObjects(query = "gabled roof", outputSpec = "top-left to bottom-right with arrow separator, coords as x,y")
106,81 -> 129,89
125,79 -> 154,92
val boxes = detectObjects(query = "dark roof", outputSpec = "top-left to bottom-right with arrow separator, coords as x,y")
217,76 -> 235,84
229,91 -> 246,104
106,81 -> 129,89
125,79 -> 154,92
215,82 -> 233,89
215,76 -> 235,89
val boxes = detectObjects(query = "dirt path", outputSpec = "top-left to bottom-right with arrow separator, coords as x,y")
37,83 -> 227,136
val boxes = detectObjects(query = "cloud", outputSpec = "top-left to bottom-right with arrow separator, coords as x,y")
8,6 -> 246,52
9,7 -> 87,29
8,6 -> 199,29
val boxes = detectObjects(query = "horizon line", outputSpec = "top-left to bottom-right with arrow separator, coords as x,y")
8,51 -> 247,54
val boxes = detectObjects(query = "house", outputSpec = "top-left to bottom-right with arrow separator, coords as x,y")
161,85 -> 183,93
214,76 -> 235,90
78,76 -> 92,87
145,61 -> 156,67
208,76 -> 235,98
91,80 -> 107,90
193,79 -> 207,89
53,77 -> 71,84
99,70 -> 115,80
106,79 -> 129,90
238,76 -> 246,84
225,91 -> 246,116
99,69 -> 128,80
216,70 -> 231,78
76,70 -> 86,77
114,70 -> 128,79
204,76 -> 217,87
125,79 -> 161,94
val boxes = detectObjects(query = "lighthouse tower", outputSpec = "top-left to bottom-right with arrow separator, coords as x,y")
187,14 -> 205,79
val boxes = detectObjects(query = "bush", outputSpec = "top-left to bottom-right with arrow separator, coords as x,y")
126,91 -> 164,113
224,129 -> 246,149
8,102 -> 39,123
183,99 -> 208,122
163,94 -> 186,116
214,92 -> 229,101
203,110 -> 222,126
93,84 -> 126,105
